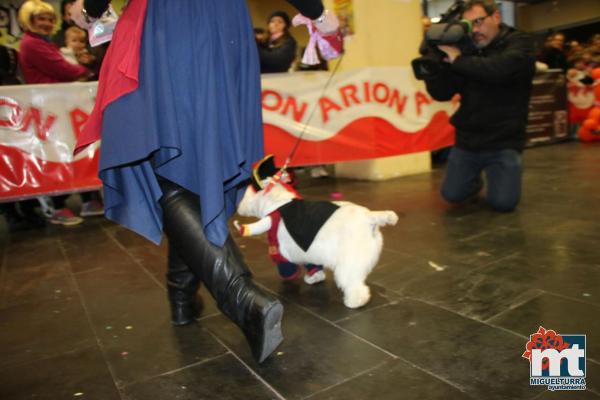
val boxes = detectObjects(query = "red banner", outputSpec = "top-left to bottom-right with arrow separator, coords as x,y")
260,67 -> 456,166
0,82 -> 100,201
265,113 -> 454,166
1,68 -> 457,201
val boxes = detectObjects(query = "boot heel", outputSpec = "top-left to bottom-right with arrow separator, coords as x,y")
169,294 -> 200,326
167,244 -> 201,326
256,301 -> 284,363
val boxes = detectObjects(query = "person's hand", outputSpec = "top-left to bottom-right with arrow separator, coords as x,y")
69,0 -> 94,29
437,45 -> 461,63
76,50 -> 96,66
313,9 -> 339,35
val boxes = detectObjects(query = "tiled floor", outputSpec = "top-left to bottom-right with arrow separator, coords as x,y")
1,142 -> 598,399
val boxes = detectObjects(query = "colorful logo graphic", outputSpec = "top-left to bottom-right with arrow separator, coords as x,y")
523,327 -> 586,391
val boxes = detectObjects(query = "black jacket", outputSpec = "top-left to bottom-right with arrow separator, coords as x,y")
424,24 -> 536,152
539,46 -> 568,71
259,35 -> 297,73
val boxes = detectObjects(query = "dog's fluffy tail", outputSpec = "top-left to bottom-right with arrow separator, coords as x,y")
368,211 -> 398,227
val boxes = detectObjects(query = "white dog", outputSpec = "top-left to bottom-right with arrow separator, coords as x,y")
235,158 -> 398,309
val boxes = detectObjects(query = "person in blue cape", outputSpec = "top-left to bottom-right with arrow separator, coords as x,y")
71,0 -> 339,363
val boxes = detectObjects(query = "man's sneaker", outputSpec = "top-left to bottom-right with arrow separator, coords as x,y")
80,200 -> 105,217
304,269 -> 326,285
49,208 -> 83,226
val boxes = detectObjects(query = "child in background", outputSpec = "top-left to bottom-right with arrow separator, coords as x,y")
58,27 -> 105,218
60,26 -> 96,68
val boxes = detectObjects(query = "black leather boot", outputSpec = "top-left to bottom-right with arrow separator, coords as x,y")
167,244 -> 200,326
158,179 -> 283,363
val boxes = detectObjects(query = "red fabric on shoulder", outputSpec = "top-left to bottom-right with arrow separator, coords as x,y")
75,0 -> 148,153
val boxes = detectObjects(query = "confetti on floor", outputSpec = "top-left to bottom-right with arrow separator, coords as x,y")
428,261 -> 447,272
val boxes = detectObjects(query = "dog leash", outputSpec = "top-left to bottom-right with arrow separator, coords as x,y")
263,54 -> 343,195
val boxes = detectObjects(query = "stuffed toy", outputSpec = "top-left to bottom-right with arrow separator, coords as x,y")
577,67 -> 600,142
235,155 -> 398,309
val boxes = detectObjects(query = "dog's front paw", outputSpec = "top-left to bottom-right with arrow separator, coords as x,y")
233,220 -> 250,236
343,285 -> 371,308
387,212 -> 399,225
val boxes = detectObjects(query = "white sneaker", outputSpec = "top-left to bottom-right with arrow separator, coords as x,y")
304,270 -> 326,285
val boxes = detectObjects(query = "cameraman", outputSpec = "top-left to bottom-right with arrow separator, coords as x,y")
424,0 -> 536,212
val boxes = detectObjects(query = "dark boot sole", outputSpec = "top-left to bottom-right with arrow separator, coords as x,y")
256,302 -> 284,363
171,317 -> 196,326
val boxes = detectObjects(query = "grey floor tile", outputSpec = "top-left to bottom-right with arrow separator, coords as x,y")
488,293 -> 600,362
482,253 -> 600,307
202,301 -> 393,400
0,297 -> 95,369
75,266 -> 227,387
306,359 -> 474,400
1,269 -> 77,308
122,354 -> 278,400
338,298 -> 545,399
0,345 -> 120,400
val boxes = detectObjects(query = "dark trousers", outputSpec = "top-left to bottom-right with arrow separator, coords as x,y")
441,147 -> 522,212
52,191 -> 102,209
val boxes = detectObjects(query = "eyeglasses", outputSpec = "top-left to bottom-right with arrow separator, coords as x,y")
469,14 -> 491,28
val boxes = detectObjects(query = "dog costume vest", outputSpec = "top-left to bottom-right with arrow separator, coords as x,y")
267,199 -> 339,263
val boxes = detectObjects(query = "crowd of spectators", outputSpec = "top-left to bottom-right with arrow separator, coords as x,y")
538,31 -> 600,81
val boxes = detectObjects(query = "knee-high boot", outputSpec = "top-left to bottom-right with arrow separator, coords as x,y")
167,244 -> 201,326
158,179 -> 284,363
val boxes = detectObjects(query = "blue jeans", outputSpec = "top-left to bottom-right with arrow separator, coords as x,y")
441,147 -> 522,212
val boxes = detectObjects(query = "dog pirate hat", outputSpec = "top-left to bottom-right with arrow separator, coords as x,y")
251,154 -> 278,190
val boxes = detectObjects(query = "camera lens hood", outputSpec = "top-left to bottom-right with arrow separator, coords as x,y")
425,20 -> 471,45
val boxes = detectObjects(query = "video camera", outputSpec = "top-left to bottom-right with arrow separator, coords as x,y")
412,1 -> 473,80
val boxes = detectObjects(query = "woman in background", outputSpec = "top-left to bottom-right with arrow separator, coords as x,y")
18,0 -> 91,83
18,0 -> 96,226
258,11 -> 297,73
